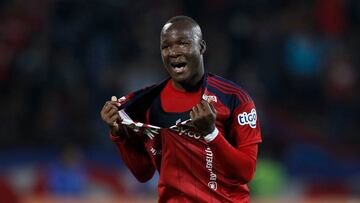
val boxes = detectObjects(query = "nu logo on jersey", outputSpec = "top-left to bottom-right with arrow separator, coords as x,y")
238,108 -> 257,128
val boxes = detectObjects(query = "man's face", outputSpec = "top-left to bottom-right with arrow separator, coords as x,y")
160,21 -> 206,88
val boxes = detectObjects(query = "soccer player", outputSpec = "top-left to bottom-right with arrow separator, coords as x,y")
100,16 -> 262,203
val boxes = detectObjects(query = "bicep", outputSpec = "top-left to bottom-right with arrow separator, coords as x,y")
229,101 -> 262,149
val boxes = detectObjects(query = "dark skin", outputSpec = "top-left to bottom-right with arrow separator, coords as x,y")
101,19 -> 216,136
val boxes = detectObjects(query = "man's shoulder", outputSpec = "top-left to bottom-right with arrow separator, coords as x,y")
206,73 -> 252,104
130,78 -> 170,96
120,78 -> 170,111
207,73 -> 242,89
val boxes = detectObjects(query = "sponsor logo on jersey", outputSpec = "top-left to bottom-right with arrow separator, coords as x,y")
170,125 -> 201,140
205,147 -> 217,190
238,108 -> 257,128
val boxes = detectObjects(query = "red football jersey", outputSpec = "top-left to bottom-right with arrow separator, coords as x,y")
109,73 -> 262,203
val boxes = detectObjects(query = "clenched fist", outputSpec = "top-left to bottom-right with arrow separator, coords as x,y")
100,96 -> 123,136
190,100 -> 216,136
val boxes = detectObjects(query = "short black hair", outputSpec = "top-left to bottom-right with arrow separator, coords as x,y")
163,15 -> 203,41
166,15 -> 200,27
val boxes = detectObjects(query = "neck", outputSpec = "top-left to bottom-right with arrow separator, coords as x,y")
172,74 -> 204,92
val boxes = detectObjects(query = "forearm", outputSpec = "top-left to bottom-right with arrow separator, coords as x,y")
208,133 -> 258,184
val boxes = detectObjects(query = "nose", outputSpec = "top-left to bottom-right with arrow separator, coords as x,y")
168,47 -> 181,58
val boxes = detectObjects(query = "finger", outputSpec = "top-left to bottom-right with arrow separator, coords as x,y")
200,100 -> 209,111
105,114 -> 120,129
109,99 -> 120,107
190,111 -> 195,120
192,105 -> 200,116
208,102 -> 216,114
107,108 -> 119,118
103,103 -> 118,114
101,102 -> 112,119
102,107 -> 118,123
102,101 -> 111,113
111,96 -> 121,107
201,100 -> 216,114
196,103 -> 206,115
109,113 -> 121,125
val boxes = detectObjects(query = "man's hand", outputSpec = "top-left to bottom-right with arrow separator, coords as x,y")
100,96 -> 123,136
190,100 -> 216,136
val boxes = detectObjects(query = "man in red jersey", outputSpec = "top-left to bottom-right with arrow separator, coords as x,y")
100,16 -> 262,203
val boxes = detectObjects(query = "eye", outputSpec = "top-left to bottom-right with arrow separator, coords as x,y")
179,41 -> 189,45
161,44 -> 169,50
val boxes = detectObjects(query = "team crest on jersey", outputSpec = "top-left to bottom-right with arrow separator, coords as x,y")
238,108 -> 257,128
202,94 -> 217,103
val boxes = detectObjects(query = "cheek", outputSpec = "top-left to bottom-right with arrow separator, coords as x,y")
161,52 -> 168,63
188,46 -> 200,56
188,50 -> 201,64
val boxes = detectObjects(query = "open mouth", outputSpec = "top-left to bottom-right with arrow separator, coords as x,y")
171,62 -> 187,73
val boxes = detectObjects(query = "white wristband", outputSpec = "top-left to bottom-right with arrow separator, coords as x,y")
204,127 -> 219,143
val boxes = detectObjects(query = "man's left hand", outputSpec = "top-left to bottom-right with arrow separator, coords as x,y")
190,100 -> 216,136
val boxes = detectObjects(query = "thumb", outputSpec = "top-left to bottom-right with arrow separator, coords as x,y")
111,96 -> 120,128
113,122 -> 119,129
208,101 -> 216,114
111,96 -> 121,107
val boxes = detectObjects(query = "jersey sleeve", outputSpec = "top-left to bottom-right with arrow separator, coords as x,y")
229,101 -> 262,148
110,129 -> 155,183
207,100 -> 262,184
108,88 -> 157,183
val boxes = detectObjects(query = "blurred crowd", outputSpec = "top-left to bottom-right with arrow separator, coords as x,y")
0,0 -> 359,202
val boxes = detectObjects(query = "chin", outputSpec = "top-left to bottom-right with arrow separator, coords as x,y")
172,74 -> 190,83
178,78 -> 200,89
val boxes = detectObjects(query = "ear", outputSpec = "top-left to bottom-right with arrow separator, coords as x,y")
200,40 -> 206,54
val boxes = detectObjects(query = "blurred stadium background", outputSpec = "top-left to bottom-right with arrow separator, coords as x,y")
0,0 -> 359,202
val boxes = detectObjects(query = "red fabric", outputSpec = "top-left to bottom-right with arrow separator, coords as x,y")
157,127 -> 257,202
209,133 -> 258,184
111,100 -> 261,202
110,75 -> 262,202
110,133 -> 155,183
161,80 -> 202,112
228,102 -> 263,147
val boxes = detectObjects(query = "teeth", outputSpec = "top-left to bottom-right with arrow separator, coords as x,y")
172,62 -> 186,68
173,66 -> 186,73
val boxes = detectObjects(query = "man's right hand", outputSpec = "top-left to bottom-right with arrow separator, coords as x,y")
100,96 -> 123,136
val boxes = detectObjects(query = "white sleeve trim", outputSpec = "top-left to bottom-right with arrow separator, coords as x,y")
204,127 -> 219,143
